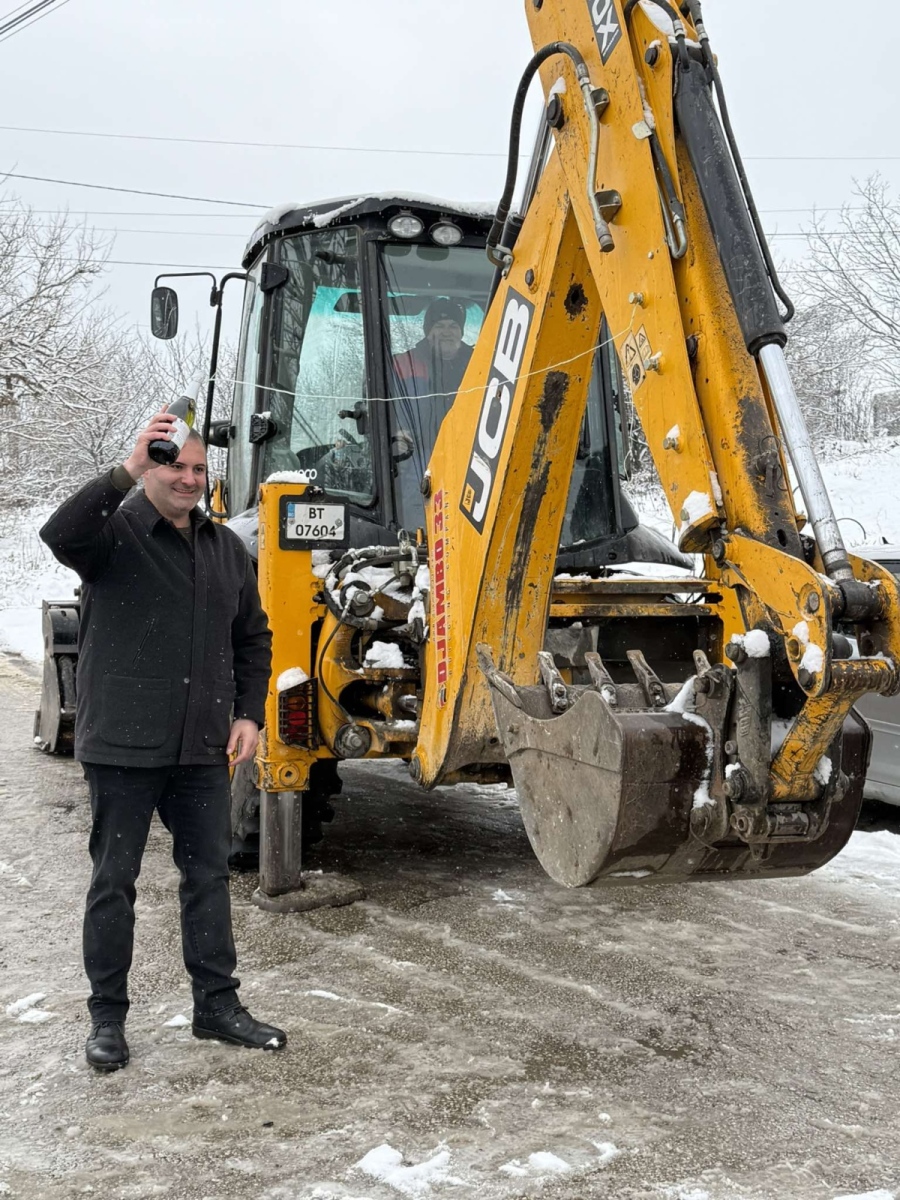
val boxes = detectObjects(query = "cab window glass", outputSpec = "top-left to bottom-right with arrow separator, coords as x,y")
263,228 -> 374,506
379,242 -> 494,530
228,263 -> 263,514
562,344 -> 618,546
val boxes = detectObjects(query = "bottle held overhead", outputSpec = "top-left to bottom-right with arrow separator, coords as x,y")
148,378 -> 203,466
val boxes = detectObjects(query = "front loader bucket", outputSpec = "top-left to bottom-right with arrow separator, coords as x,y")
480,651 -> 868,887
34,601 -> 80,755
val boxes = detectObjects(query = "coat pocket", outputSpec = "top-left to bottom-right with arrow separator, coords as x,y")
204,678 -> 236,749
100,675 -> 172,749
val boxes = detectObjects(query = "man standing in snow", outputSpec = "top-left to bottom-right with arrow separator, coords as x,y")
41,409 -> 284,1071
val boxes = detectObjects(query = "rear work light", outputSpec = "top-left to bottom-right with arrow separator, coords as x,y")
430,221 -> 462,246
388,211 -> 425,238
278,680 -> 319,749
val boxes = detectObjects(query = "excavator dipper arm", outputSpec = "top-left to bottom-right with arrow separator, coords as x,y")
413,0 -> 900,885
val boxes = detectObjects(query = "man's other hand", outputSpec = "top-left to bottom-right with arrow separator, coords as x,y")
123,409 -> 178,480
227,719 -> 260,764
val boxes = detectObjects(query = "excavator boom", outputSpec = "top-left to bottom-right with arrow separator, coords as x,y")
410,0 -> 900,884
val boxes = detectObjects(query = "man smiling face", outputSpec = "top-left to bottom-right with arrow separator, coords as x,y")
142,434 -> 207,528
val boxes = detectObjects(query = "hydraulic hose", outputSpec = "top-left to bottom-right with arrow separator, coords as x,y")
486,41 -> 590,265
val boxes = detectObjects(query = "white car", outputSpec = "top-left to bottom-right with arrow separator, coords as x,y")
852,545 -> 900,807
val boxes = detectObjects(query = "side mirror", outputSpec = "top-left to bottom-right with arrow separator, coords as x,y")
151,286 -> 179,340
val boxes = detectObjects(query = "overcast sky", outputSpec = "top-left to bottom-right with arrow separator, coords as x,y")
2,0 -> 899,343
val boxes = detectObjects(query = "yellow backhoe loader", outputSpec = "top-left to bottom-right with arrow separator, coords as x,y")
37,0 -> 900,913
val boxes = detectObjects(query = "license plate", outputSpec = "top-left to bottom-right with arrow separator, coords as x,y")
284,502 -> 346,545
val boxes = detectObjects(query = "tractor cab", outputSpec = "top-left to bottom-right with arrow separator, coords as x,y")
206,195 -> 684,573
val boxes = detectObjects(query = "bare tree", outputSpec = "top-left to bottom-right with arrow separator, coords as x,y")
796,176 -> 900,398
0,193 -> 237,505
0,194 -> 114,500
783,301 -> 877,444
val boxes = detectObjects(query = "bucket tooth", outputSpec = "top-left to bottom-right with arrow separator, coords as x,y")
626,649 -> 668,709
584,651 -> 618,707
475,643 -> 523,709
693,649 -> 713,677
537,650 -> 570,713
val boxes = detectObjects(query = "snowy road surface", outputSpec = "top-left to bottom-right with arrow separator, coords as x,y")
1,656 -> 899,1200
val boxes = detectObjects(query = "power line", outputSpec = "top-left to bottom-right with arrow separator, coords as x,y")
8,252 -> 233,268
0,171 -> 266,207
4,122 -> 900,164
761,207 -> 869,215
17,209 -> 256,217
0,123 -> 517,158
0,0 -> 54,36
25,221 -> 891,243
71,225 -> 246,238
0,0 -> 36,21
0,0 -> 68,42
5,250 -> 892,278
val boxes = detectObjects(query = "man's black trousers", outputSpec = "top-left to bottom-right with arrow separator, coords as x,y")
82,763 -> 240,1023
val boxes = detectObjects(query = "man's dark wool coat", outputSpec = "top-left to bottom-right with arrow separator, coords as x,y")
40,471 -> 272,767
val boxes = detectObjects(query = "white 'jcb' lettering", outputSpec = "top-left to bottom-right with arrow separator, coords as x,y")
477,380 -> 511,459
468,454 -> 492,525
460,289 -> 534,532
494,300 -> 531,381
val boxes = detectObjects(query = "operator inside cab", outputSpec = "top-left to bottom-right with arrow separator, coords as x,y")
393,297 -> 473,402
317,296 -> 475,524
389,297 -> 474,526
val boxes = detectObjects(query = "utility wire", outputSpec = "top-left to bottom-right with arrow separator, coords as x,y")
7,252 -> 233,268
0,0 -> 68,42
18,209 -> 258,217
0,123 -> 519,158
6,248 -> 882,275
0,0 -> 54,36
23,222 -> 900,244
0,0 -> 36,22
3,122 -> 900,164
0,171 -> 266,207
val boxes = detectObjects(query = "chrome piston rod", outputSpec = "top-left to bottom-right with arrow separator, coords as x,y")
758,343 -> 852,582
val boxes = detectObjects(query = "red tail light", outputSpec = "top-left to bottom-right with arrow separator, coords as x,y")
277,680 -> 319,749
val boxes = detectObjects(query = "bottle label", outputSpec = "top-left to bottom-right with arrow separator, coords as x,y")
169,417 -> 190,452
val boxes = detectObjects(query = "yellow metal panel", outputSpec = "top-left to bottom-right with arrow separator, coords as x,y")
256,481 -> 329,792
416,163 -> 602,784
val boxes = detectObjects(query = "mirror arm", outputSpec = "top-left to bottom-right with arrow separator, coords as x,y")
202,271 -> 249,512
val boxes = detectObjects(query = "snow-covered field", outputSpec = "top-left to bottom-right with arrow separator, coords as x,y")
0,504 -> 77,665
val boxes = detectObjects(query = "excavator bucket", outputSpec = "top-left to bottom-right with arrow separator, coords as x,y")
478,647 -> 869,887
33,600 -> 80,755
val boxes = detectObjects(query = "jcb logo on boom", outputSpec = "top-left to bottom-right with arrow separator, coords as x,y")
588,0 -> 622,64
460,290 -> 534,534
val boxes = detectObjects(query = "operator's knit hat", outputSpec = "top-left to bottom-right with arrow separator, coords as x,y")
424,297 -> 466,335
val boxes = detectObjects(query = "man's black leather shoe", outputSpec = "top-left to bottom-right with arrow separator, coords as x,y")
192,1006 -> 287,1050
85,1021 -> 129,1071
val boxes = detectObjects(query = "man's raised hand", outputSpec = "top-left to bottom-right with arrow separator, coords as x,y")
123,409 -> 178,480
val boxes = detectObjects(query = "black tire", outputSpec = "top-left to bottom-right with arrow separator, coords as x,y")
229,760 -> 260,871
228,760 -> 342,871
